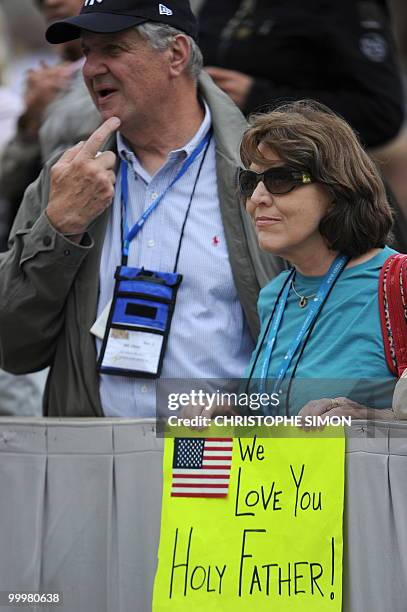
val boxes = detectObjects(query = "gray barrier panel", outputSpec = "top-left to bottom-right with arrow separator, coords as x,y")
0,418 -> 405,611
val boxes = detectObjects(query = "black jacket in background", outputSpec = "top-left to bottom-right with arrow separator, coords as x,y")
198,0 -> 404,148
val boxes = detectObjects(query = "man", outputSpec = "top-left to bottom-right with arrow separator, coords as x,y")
0,0 -> 282,417
0,0 -> 100,251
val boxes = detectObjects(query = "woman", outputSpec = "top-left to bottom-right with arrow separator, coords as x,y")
240,100 -> 397,419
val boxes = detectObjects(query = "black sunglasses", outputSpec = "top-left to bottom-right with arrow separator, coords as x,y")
238,166 -> 313,197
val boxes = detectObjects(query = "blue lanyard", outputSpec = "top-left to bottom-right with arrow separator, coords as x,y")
259,254 -> 349,394
120,129 -> 212,260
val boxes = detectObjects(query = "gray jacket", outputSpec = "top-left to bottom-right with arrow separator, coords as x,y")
0,73 -> 284,417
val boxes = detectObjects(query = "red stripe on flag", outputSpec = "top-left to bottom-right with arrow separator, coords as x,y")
172,474 -> 229,479
202,460 -> 230,470
203,455 -> 232,460
172,483 -> 228,489
171,492 -> 227,498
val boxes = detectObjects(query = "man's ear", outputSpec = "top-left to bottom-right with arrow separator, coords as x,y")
167,34 -> 191,78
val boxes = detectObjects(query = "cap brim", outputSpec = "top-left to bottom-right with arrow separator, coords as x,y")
46,13 -> 146,44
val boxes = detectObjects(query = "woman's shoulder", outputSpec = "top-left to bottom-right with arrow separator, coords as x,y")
343,246 -> 399,279
373,245 -> 400,264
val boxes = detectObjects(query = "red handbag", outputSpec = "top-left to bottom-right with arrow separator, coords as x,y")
379,254 -> 407,377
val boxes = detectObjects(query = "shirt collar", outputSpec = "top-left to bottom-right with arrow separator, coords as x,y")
116,100 -> 212,176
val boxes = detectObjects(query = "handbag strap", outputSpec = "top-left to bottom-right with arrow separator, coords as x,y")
379,254 -> 407,377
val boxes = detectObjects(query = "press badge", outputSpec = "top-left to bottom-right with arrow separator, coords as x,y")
97,266 -> 182,378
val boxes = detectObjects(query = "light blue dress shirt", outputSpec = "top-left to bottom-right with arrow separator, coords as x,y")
96,103 -> 254,417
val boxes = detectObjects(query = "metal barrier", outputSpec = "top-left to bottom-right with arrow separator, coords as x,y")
0,418 -> 405,611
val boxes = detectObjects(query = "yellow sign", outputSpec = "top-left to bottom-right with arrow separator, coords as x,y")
153,429 -> 344,611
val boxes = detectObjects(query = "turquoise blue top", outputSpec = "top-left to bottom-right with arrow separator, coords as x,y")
246,246 -> 398,413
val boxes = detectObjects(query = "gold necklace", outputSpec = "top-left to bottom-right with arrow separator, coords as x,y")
290,279 -> 317,308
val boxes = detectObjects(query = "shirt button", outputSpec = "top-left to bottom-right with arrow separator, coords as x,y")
141,385 -> 148,393
151,192 -> 158,200
147,239 -> 155,248
64,249 -> 70,257
43,236 -> 52,247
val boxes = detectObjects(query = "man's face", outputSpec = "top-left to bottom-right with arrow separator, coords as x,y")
82,29 -> 170,132
36,0 -> 83,24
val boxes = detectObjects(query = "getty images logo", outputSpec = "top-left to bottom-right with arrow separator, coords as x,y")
159,4 -> 173,15
84,0 -> 104,6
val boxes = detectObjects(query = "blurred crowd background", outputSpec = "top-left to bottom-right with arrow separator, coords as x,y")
1,0 -> 406,205
0,0 -> 407,416
0,0 -> 406,214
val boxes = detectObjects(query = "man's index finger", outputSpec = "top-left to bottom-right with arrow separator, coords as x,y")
80,117 -> 121,158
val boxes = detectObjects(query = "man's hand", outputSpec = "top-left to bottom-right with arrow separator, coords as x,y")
20,62 -> 74,139
205,66 -> 253,109
46,117 -> 121,240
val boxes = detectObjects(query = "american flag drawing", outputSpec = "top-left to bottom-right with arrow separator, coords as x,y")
171,438 -> 233,498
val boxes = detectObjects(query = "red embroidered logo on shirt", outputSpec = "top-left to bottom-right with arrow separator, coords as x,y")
212,236 -> 220,246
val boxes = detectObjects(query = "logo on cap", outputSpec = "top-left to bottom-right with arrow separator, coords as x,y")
159,4 -> 173,16
84,0 -> 104,6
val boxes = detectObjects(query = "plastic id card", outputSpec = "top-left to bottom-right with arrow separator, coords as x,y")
97,266 -> 182,378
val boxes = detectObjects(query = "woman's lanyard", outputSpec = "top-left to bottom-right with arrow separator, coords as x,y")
120,129 -> 213,267
256,254 -> 349,394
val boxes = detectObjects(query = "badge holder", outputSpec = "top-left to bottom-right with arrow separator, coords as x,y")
97,267 -> 182,378
96,130 -> 211,379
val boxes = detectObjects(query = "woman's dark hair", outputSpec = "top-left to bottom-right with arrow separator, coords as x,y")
240,100 -> 393,257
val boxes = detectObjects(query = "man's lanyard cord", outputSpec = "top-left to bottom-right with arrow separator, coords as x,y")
120,129 -> 213,266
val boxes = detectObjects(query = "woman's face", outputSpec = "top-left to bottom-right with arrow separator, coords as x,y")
245,145 -> 332,260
